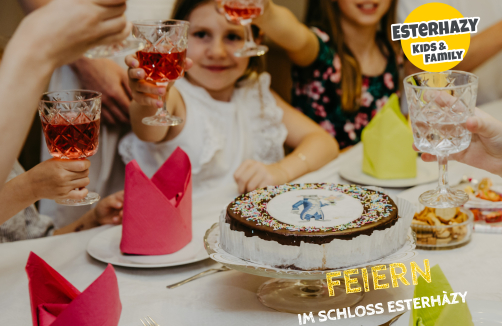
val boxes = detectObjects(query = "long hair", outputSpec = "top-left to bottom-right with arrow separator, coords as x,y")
171,0 -> 264,83
306,0 -> 398,114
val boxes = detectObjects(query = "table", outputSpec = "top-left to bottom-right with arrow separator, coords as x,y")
2,101 -> 502,325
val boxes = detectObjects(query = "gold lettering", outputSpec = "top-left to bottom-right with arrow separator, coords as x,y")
411,259 -> 432,285
372,265 -> 390,290
344,269 -> 361,294
326,271 -> 342,297
390,263 -> 410,288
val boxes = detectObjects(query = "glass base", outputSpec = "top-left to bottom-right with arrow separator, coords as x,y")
55,192 -> 100,206
142,114 -> 183,126
84,39 -> 145,59
419,187 -> 469,208
257,278 -> 364,314
234,45 -> 268,58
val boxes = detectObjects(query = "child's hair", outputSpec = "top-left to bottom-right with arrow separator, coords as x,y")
306,0 -> 399,114
171,0 -> 264,83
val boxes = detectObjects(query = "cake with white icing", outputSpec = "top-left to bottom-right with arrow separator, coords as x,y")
219,183 -> 409,270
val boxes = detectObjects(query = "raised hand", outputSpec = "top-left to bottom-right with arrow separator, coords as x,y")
125,54 -> 193,108
11,0 -> 131,69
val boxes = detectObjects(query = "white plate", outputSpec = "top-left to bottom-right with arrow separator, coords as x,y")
392,300 -> 502,326
87,222 -> 211,268
339,158 -> 437,188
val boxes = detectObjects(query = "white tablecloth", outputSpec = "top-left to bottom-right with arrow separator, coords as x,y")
2,101 -> 502,325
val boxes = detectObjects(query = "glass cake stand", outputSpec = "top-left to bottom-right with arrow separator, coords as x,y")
204,223 -> 417,314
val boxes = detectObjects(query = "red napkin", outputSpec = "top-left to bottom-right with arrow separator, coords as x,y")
25,252 -> 121,326
120,147 -> 192,255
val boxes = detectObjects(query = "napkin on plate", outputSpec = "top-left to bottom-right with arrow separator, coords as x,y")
361,93 -> 417,179
120,147 -> 192,255
26,252 -> 121,326
410,264 -> 473,326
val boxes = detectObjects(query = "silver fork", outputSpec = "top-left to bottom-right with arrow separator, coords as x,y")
140,316 -> 159,326
166,265 -> 232,289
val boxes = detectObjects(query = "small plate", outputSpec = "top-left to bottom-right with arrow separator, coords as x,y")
87,222 -> 211,268
339,158 -> 437,188
392,300 -> 502,325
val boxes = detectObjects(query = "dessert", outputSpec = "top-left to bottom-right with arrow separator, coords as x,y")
464,177 -> 502,202
412,207 -> 471,247
219,183 -> 411,270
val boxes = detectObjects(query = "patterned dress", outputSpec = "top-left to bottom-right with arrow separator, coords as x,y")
292,27 -> 401,149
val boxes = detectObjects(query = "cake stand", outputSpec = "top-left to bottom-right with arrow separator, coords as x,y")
204,223 -> 417,314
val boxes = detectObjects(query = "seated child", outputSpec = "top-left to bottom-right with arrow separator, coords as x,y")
119,0 -> 339,197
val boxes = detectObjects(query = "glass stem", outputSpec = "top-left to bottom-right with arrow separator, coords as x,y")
157,94 -> 169,117
437,154 -> 449,194
243,23 -> 257,49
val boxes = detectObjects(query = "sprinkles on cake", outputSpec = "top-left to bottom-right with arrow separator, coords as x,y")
230,183 -> 394,233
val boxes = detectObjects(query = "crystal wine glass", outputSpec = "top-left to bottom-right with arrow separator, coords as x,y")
220,0 -> 268,57
404,71 -> 479,208
39,90 -> 102,206
132,20 -> 189,126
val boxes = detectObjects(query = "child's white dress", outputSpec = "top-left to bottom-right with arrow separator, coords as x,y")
118,73 -> 288,198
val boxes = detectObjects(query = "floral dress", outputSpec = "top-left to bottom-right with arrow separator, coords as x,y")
292,27 -> 401,149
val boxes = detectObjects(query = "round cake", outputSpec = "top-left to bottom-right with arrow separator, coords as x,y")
219,183 -> 411,270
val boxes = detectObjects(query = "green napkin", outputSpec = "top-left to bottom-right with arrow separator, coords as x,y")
361,93 -> 417,179
410,265 -> 473,326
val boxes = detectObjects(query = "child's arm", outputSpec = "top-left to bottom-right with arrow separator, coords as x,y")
274,91 -> 339,178
0,159 -> 90,226
125,54 -> 187,143
254,2 -> 320,67
234,91 -> 339,193
53,191 -> 124,235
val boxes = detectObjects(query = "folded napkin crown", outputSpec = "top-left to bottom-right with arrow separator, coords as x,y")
362,93 -> 417,179
25,252 -> 121,326
120,146 -> 192,255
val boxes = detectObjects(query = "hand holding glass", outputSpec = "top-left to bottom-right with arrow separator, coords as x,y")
405,71 -> 479,208
220,0 -> 268,57
84,1 -> 145,59
39,90 -> 102,206
132,20 -> 189,126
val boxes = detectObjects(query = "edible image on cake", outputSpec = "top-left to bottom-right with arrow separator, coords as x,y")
266,189 -> 364,228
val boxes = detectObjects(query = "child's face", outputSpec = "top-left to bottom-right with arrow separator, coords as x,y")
185,2 -> 250,93
337,0 -> 392,27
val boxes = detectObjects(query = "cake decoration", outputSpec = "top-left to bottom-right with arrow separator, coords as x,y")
230,183 -> 394,232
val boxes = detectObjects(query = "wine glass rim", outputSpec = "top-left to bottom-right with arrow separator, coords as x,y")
132,19 -> 190,27
404,70 -> 479,90
40,90 -> 102,103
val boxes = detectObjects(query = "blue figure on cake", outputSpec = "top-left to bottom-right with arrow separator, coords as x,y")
292,195 -> 330,221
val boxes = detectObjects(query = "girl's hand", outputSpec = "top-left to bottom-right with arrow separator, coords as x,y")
93,190 -> 124,225
52,190 -> 124,236
26,158 -> 90,201
234,160 -> 289,193
125,54 -> 193,108
418,109 -> 502,177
